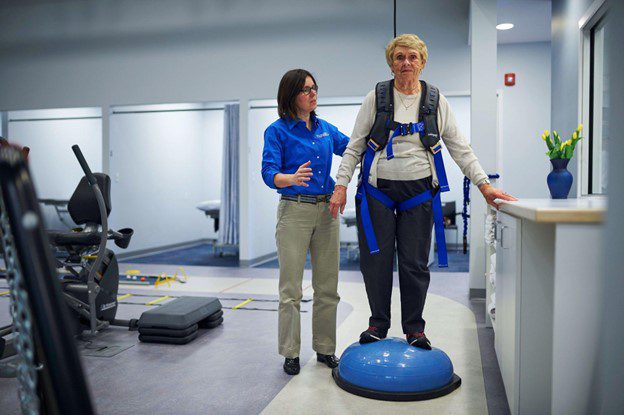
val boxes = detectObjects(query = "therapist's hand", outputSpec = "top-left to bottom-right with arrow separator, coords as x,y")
290,161 -> 313,187
478,183 -> 517,209
329,185 -> 347,219
274,161 -> 313,188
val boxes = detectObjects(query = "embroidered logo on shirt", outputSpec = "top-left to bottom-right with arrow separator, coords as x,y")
316,132 -> 330,138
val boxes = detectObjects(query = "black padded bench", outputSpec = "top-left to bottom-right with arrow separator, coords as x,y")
137,296 -> 223,344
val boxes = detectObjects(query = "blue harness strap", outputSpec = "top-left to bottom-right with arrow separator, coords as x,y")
386,122 -> 424,160
357,122 -> 449,267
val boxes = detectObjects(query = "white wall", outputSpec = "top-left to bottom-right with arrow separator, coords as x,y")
551,0 -> 594,198
469,0 -> 498,293
441,96 -> 472,245
0,0 -> 471,111
8,108 -> 103,199
247,102 -> 282,262
497,42 -> 551,198
7,108 -> 103,230
108,104 -> 224,253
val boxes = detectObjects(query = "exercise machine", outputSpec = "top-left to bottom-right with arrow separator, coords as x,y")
48,145 -> 134,336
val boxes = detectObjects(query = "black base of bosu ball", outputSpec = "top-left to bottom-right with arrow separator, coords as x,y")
332,337 -> 462,401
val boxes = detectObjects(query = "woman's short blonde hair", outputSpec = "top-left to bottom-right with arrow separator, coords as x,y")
385,34 -> 428,68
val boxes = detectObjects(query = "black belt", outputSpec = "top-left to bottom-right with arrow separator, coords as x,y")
280,194 -> 332,204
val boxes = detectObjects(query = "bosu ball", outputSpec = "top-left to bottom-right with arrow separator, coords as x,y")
332,337 -> 461,401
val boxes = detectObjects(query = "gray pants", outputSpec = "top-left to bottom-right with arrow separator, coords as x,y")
356,177 -> 434,334
276,199 -> 340,358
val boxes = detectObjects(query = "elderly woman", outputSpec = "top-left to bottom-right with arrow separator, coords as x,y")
330,34 -> 516,349
262,69 -> 350,375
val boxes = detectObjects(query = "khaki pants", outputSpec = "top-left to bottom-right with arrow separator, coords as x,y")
276,199 -> 340,358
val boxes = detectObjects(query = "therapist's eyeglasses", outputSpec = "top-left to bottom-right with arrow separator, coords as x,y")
300,85 -> 318,95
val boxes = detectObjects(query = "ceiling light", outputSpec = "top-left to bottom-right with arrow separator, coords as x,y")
496,23 -> 514,31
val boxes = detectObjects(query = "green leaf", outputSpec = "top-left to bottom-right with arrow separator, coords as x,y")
548,148 -> 559,159
553,132 -> 561,146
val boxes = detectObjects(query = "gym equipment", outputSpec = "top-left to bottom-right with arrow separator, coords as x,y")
47,145 -> 134,336
137,296 -> 223,344
0,145 -> 95,414
332,337 -> 461,401
48,145 -> 134,335
121,267 -> 188,286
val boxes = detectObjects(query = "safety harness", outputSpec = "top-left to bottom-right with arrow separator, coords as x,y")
356,79 -> 449,267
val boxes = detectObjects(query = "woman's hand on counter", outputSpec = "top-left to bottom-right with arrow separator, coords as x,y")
478,183 -> 517,209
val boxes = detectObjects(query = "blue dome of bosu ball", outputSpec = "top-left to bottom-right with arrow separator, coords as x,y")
332,337 -> 461,401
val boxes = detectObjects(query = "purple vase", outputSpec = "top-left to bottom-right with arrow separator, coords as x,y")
547,158 -> 573,199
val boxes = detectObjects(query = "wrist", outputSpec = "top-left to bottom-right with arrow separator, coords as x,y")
334,185 -> 347,192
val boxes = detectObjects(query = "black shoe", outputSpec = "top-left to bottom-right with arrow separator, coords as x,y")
283,357 -> 300,375
317,353 -> 340,368
359,326 -> 388,344
407,332 -> 432,350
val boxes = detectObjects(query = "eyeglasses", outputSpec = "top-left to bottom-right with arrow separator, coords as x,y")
300,85 -> 319,95
394,54 -> 420,63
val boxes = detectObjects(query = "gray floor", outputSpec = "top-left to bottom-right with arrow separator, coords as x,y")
0,268 -> 509,415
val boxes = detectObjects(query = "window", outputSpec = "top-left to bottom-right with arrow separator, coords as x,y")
589,17 -> 609,194
580,0 -> 610,195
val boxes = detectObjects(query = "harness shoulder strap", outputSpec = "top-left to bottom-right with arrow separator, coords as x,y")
418,80 -> 441,150
366,80 -> 394,152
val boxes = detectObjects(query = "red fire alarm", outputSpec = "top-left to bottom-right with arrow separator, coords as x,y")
504,73 -> 516,86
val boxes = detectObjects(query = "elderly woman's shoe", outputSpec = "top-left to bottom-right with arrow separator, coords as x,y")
406,332 -> 432,350
283,357 -> 300,375
359,326 -> 388,344
317,353 -> 340,368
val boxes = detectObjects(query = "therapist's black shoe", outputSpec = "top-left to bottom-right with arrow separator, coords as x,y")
359,326 -> 387,344
317,353 -> 340,368
407,332 -> 432,350
283,357 -> 300,375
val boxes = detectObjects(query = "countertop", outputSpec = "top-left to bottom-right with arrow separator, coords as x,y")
497,197 -> 606,223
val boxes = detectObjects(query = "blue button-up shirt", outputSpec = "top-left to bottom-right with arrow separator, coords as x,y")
262,115 -> 349,195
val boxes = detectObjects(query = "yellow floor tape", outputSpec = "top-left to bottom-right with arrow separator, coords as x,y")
232,298 -> 253,309
0,291 -> 10,296
146,295 -> 171,306
117,293 -> 133,300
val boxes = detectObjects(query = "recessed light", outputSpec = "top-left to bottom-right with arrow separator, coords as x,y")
496,23 -> 514,31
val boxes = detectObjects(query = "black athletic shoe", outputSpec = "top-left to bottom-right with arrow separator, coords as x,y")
283,357 -> 300,375
359,326 -> 388,344
407,332 -> 432,350
317,353 -> 340,368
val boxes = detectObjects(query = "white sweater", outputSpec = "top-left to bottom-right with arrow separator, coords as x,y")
335,88 -> 489,189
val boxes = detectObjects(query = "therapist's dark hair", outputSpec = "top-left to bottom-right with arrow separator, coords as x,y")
277,69 -> 318,120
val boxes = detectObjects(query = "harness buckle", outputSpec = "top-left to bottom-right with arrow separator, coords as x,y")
367,139 -> 380,151
430,143 -> 442,154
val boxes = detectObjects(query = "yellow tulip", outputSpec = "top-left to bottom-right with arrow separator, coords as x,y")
578,124 -> 583,131
541,134 -> 546,141
560,143 -> 565,151
573,131 -> 578,140
543,129 -> 550,136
